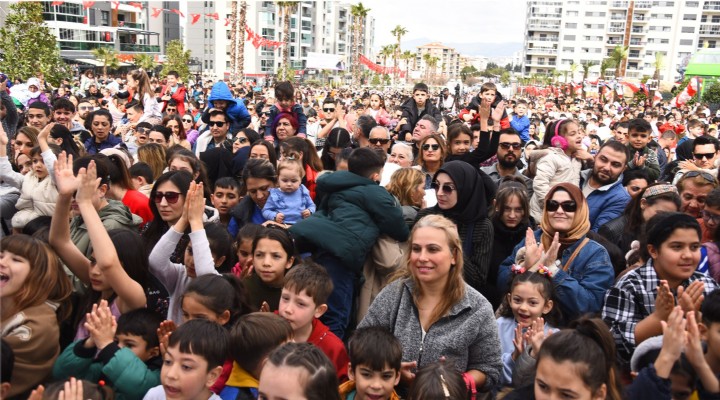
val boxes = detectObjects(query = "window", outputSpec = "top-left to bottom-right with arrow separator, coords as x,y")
687,1 -> 699,6
714,16 -> 720,23
661,39 -> 669,44
565,22 -> 577,28
100,11 -> 109,26
683,14 -> 697,20
679,39 -> 693,45
682,26 -> 695,33
566,10 -> 579,16
584,11 -> 606,17
564,35 -> 576,40
562,47 -> 574,52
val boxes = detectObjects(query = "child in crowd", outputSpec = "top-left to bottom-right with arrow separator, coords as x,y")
232,224 -> 264,278
211,177 -> 242,237
262,160 -> 315,225
33,378 -> 114,400
496,270 -> 559,388
129,161 -> 155,197
149,182 -> 227,323
339,327 -> 401,400
264,81 -> 307,141
279,261 -> 349,382
243,227 -> 296,311
179,274 -> 252,327
219,313 -> 294,400
144,319 -> 229,400
258,342 -> 341,400
603,212 -> 719,368
406,362 -> 469,400
459,82 -> 510,130
626,118 -> 661,182
510,99 -> 531,142
397,83 -> 442,139
10,145 -> 58,232
53,303 -> 163,399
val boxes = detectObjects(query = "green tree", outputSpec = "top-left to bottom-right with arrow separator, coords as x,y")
133,54 -> 156,75
276,1 -> 298,80
351,2 -> 371,86
599,58 -> 612,80
609,45 -> 629,78
401,50 -> 414,84
92,47 -> 120,77
161,40 -> 191,83
460,65 -> 478,83
0,2 -> 69,86
486,62 -> 499,70
581,61 -> 597,99
390,25 -> 407,84
380,44 -> 396,72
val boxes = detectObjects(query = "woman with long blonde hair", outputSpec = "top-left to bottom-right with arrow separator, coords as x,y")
137,142 -> 167,181
386,168 -> 425,226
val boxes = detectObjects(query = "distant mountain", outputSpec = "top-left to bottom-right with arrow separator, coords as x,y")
398,37 -> 523,57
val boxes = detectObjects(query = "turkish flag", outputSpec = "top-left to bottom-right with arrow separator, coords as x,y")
82,1 -> 95,9
151,8 -> 162,18
205,13 -> 219,20
224,18 -> 231,27
111,1 -> 119,10
128,2 -> 143,10
51,1 -> 64,6
190,14 -> 201,25
170,9 -> 185,18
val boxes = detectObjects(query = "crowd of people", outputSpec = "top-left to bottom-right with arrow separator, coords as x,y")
3,66 -> 720,400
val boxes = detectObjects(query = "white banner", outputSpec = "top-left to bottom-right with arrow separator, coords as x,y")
306,52 -> 348,71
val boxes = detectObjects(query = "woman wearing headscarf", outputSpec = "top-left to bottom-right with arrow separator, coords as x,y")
414,160 -> 494,292
497,183 -> 615,322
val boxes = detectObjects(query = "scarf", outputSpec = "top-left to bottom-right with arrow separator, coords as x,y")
27,78 -> 42,99
540,183 -> 590,250
430,160 -> 487,222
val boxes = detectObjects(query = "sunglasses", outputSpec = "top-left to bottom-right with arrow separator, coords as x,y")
234,137 -> 248,144
431,181 -> 456,194
154,191 -> 182,204
136,128 -> 150,134
208,121 -> 226,127
166,108 -> 177,112
545,200 -> 577,212
422,144 -> 440,151
369,138 -> 390,145
499,142 -> 522,150
79,106 -> 93,110
323,107 -> 336,112
182,118 -> 193,123
684,170 -> 717,183
261,111 -> 272,117
694,152 -> 716,160
247,107 -> 255,111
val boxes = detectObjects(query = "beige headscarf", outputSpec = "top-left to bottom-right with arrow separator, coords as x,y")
540,183 -> 590,250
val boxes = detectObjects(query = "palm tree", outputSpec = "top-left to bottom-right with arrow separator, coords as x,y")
91,46 -> 119,77
401,50 -> 414,84
600,58 -> 612,80
390,25 -> 407,84
380,44 -> 396,73
133,54 -> 156,75
237,1 -> 247,83
276,1 -> 298,80
609,45 -> 629,78
569,61 -> 580,82
581,61 -> 597,99
350,2 -> 371,86
229,1 -> 238,82
651,51 -> 665,100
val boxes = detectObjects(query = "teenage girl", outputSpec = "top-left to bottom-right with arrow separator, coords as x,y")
48,156 -> 147,340
1,235 -> 72,398
149,181 -> 234,323
496,270 -> 559,388
258,342 -> 341,400
242,227 -> 296,312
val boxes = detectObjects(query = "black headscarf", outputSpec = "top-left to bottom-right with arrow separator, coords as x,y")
432,160 -> 488,222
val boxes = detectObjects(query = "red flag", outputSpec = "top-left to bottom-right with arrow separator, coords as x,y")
170,9 -> 185,18
111,1 -> 119,10
620,81 -> 640,93
224,18 -> 231,27
128,2 -> 143,9
151,7 -> 162,18
190,14 -> 201,25
246,29 -> 255,42
83,15 -> 88,24
51,1 -> 64,6
252,34 -> 261,49
82,1 -> 95,9
119,21 -> 124,27
205,13 -> 219,20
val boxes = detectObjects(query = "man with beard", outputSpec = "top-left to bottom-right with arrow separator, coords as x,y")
481,130 -> 533,198
74,99 -> 93,126
580,140 -> 631,231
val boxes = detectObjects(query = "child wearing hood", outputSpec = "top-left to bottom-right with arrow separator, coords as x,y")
201,81 -> 251,134
26,77 -> 51,107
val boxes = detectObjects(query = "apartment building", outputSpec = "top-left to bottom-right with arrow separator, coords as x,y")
180,1 -> 374,81
416,42 -> 461,81
522,0 -> 720,81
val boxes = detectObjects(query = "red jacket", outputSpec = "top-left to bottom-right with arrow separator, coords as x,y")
308,318 -> 349,383
161,84 -> 187,116
305,164 -> 318,201
458,108 -> 511,130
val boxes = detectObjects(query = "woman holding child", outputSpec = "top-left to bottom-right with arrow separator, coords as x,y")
360,214 -> 502,392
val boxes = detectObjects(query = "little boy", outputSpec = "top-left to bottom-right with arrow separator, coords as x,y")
459,82 -> 510,130
129,162 -> 154,198
339,327 -> 402,400
210,177 -> 242,237
53,306 -> 164,400
290,148 -> 409,340
220,313 -> 294,400
278,261 -> 349,382
626,118 -> 660,182
144,319 -> 228,400
264,81 -> 307,141
398,83 -> 442,139
510,99 -> 531,142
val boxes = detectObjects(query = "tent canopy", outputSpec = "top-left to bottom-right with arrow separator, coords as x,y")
685,49 -> 720,77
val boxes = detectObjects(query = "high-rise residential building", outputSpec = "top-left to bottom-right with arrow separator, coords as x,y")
522,0 -> 720,82
180,1 -> 374,82
416,42 -> 461,81
0,1 -> 172,69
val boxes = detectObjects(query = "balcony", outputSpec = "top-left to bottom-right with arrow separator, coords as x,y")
635,1 -> 651,9
59,41 -> 114,51
610,15 -> 626,20
700,26 -> 720,35
610,1 -> 628,8
532,13 -> 562,18
633,15 -> 648,23
628,52 -> 641,59
607,39 -> 624,45
119,43 -> 160,53
527,23 -> 560,30
527,36 -> 559,42
608,27 -> 625,33
526,47 -> 558,55
118,21 -> 145,30
631,27 -> 647,34
704,3 -> 720,11
629,40 -> 646,46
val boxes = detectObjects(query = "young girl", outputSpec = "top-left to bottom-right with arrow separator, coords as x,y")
602,212 -> 719,368
126,69 -> 162,125
406,362 -> 469,400
243,227 -> 296,311
506,317 -> 623,400
1,235 -> 72,398
262,160 -> 315,225
49,156 -> 147,341
365,93 -> 391,127
149,181 -> 231,323
258,342 -> 341,400
233,223 -> 265,278
497,270 -> 559,388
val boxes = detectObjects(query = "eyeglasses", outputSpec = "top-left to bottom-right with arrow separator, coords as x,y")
208,121 -> 226,127
499,142 -> 522,150
702,210 -> 720,224
166,108 -> 177,112
136,128 -> 150,135
684,170 -> 717,183
154,191 -> 182,204
79,106 -> 93,111
182,118 -> 193,123
369,138 -> 390,145
431,181 -> 456,194
545,200 -> 577,212
323,107 -> 335,112
234,137 -> 248,144
422,144 -> 440,151
694,152 -> 716,160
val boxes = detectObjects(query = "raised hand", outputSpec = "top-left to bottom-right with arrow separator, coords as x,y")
479,99 -> 491,121
677,281 -> 705,315
38,122 -> 54,143
537,232 -> 560,271
512,324 -> 524,360
653,280 -> 675,322
527,317 -> 549,358
634,152 -> 647,168
58,377 -> 84,400
655,306 -> 686,379
400,361 -> 418,384
75,160 -> 101,206
84,299 -> 117,350
492,100 -> 506,122
54,152 -> 80,197
157,320 -> 177,357
522,228 -> 543,269
187,182 -> 206,230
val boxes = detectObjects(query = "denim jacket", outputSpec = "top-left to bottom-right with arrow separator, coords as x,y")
497,229 -> 615,322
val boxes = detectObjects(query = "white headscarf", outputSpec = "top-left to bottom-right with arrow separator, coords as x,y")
26,78 -> 42,99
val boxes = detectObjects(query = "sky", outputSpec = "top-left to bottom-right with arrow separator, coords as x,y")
361,0 -> 527,50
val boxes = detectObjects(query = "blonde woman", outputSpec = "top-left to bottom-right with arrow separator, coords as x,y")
137,143 -> 166,181
386,167 -> 426,226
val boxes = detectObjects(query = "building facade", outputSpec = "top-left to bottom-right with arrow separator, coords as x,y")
522,0 -> 720,82
416,42 -> 461,81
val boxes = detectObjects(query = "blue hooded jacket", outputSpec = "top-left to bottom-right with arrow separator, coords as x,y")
201,82 -> 251,134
